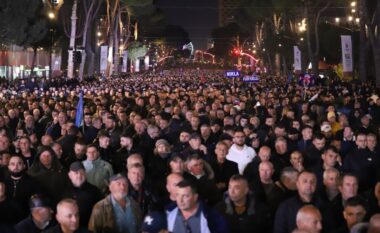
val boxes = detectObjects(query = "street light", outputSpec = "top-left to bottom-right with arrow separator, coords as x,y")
48,12 -> 55,19
335,17 -> 340,23
350,1 -> 356,7
348,16 -> 353,22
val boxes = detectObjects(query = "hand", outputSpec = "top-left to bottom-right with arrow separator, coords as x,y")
200,145 -> 207,154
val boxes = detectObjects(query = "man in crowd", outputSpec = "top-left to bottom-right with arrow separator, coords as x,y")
88,174 -> 141,233
227,129 -> 256,174
166,179 -> 228,233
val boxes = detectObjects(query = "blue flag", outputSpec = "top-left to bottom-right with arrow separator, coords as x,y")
75,92 -> 83,127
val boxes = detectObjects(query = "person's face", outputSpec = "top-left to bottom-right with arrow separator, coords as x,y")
259,163 -> 274,182
8,156 -> 25,173
367,135 -> 377,150
275,141 -> 288,154
190,117 -> 200,128
355,135 -> 367,149
32,207 -> 52,224
157,144 -> 168,154
322,149 -> 338,167
19,138 -> 31,152
374,183 -> 380,201
323,171 -> 339,191
40,151 -> 53,168
169,158 -> 184,174
86,147 -> 99,161
99,136 -> 110,148
128,168 -> 144,187
290,152 -> 303,166
109,178 -> 128,200
84,115 -> 92,125
176,187 -> 198,211
215,144 -> 228,160
56,203 -> 80,232
120,137 -> 133,148
0,136 -> 10,151
296,173 -> 317,197
343,205 -> 366,228
159,119 -> 169,130
68,170 -> 86,187
339,176 -> 358,200
200,126 -> 211,137
179,132 -> 190,143
187,159 -> 203,175
228,180 -> 249,203
313,138 -> 326,151
52,144 -> 63,158
189,138 -> 201,149
166,175 -> 183,198
302,128 -> 313,140
298,212 -> 322,233
74,144 -> 86,156
233,132 -> 246,146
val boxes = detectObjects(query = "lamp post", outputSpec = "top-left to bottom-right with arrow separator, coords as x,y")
48,12 -> 55,79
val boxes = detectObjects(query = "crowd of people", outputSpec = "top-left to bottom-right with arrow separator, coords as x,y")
0,68 -> 380,233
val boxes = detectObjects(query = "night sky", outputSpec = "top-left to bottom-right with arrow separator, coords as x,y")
155,0 -> 219,50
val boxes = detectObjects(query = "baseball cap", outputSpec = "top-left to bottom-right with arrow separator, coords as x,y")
29,194 -> 51,209
321,124 -> 332,132
69,161 -> 85,172
142,211 -> 167,233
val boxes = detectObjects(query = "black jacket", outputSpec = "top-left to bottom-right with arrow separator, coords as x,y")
14,216 -> 56,233
41,225 -> 91,233
63,182 -> 102,227
216,193 -> 272,233
273,195 -> 326,233
211,159 -> 239,191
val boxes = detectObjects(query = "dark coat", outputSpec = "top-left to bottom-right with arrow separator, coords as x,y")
4,173 -> 41,215
273,195 -> 326,233
63,182 -> 102,227
216,193 -> 272,233
343,148 -> 378,192
14,216 -> 57,233
210,159 -> 239,191
27,149 -> 69,204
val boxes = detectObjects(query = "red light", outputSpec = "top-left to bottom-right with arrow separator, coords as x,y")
233,49 -> 240,55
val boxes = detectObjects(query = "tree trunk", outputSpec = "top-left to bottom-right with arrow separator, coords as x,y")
87,50 -> 95,76
373,48 -> 380,87
67,0 -> 78,79
31,47 -> 37,75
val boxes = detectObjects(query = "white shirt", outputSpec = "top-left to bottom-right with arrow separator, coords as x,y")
226,144 -> 256,174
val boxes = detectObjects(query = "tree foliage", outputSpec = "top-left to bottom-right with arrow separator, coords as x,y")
0,0 -> 48,48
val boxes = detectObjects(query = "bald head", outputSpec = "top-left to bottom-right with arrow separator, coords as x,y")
368,214 -> 380,233
296,205 -> 322,233
166,173 -> 184,201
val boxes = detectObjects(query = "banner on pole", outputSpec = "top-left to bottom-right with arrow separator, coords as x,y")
294,46 -> 301,71
341,35 -> 353,72
100,46 -> 108,73
122,51 -> 128,73
144,55 -> 149,71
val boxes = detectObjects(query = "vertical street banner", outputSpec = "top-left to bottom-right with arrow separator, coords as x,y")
122,51 -> 128,73
135,59 -> 140,72
52,54 -> 61,71
100,45 -> 108,73
294,46 -> 301,71
144,55 -> 149,71
341,35 -> 353,72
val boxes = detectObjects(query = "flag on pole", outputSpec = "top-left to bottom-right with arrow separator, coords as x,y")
75,91 -> 83,127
